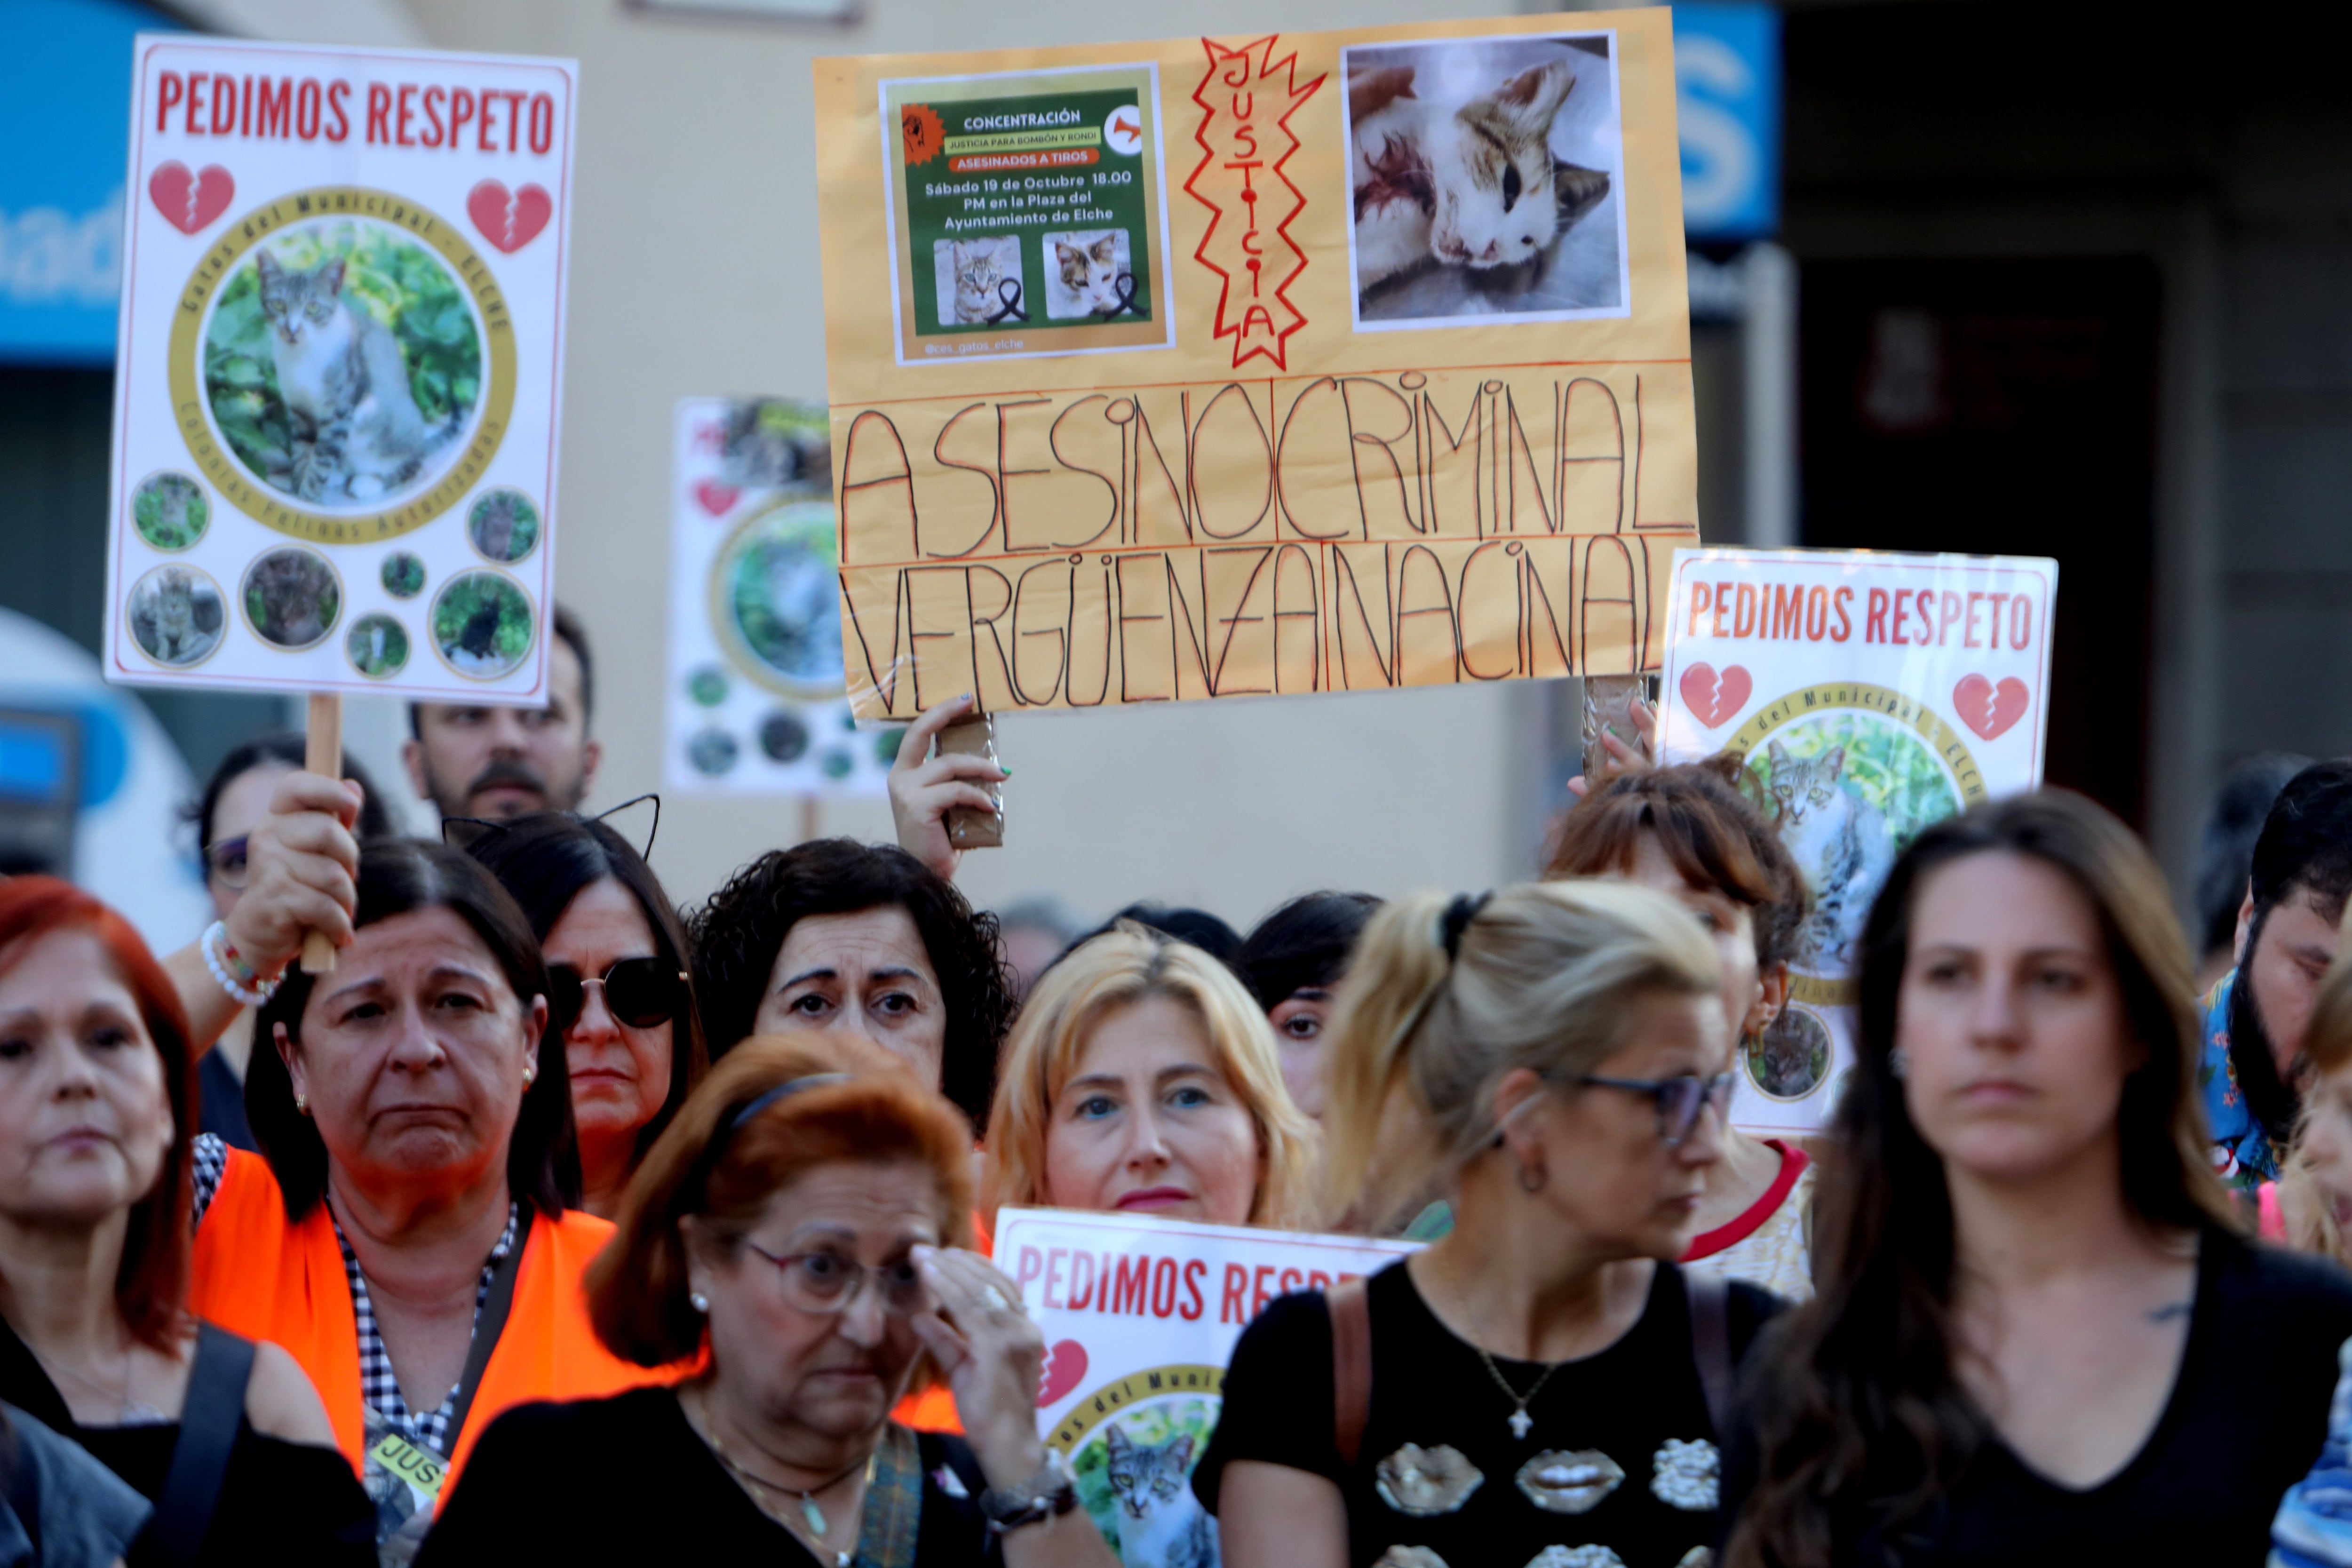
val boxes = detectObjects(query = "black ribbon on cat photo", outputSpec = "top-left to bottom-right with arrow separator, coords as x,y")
987,279 -> 1028,324
1097,271 -> 1141,319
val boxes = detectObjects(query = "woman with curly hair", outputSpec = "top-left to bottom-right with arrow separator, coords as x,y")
688,839 -> 1013,1137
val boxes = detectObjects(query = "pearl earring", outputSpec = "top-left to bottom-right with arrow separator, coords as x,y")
294,1092 -> 308,1114
690,1292 -> 710,1313
523,1064 -> 536,1085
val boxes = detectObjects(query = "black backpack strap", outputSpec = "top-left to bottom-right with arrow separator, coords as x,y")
440,1210 -> 529,1454
1683,1266 -> 1732,1441
149,1323 -> 256,1568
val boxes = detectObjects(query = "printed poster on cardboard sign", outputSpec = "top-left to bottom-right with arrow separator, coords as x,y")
1655,548 -> 2056,1135
997,1207 -> 1415,1566
815,11 -> 1697,726
666,398 -> 896,796
105,35 -> 576,704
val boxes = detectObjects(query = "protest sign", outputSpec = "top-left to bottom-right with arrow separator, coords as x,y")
1655,547 -> 2056,1133
105,35 -> 576,705
996,1206 -> 1416,1563
814,11 -> 1699,723
666,398 -> 896,796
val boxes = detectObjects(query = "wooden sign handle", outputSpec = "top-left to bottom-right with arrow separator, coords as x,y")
300,693 -> 342,975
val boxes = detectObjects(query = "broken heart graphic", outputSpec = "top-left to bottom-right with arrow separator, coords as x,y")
467,180 -> 553,254
1677,662 -> 1753,730
1954,674 -> 2031,741
693,480 -> 739,517
1036,1338 -> 1088,1408
148,163 -> 234,235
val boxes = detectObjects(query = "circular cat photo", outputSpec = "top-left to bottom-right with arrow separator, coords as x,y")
688,666 -> 729,708
687,727 -> 739,777
202,218 -> 483,509
758,710 -> 810,763
1747,1003 -> 1831,1101
345,614 -> 410,679
132,471 -> 209,551
126,564 -> 226,668
1741,709 -> 1961,979
713,499 -> 843,698
241,546 -> 342,651
429,570 -> 534,680
381,552 -> 427,599
1068,1397 -> 1220,1560
465,489 -> 541,564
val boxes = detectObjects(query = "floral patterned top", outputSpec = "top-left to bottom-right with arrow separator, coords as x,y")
2199,971 -> 2282,1190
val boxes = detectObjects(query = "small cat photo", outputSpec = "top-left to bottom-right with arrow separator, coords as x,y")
241,547 -> 342,651
132,471 -> 209,552
430,569 -> 535,680
1748,1003 -> 1831,1100
126,564 -> 226,668
687,727 -> 740,777
933,235 -> 1024,328
381,552 -> 427,600
466,489 -> 541,565
1343,34 -> 1628,328
1043,230 -> 1134,320
345,613 -> 411,679
1072,1399 -> 1221,1568
720,501 -> 844,696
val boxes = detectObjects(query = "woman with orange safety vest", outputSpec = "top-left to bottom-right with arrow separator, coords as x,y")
185,839 -> 672,1557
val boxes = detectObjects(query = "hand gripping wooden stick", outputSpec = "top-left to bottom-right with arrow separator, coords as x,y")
301,693 -> 342,975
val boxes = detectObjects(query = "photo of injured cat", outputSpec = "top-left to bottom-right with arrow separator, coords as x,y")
430,570 -> 536,680
1344,34 -> 1626,327
240,546 -> 342,652
1042,230 -> 1135,320
126,564 -> 226,669
203,218 -> 483,508
933,236 -> 1025,327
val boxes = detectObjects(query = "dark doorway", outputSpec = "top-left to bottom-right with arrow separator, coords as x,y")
1800,258 -> 2160,828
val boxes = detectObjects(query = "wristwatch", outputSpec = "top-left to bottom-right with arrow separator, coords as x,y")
978,1455 -> 1079,1536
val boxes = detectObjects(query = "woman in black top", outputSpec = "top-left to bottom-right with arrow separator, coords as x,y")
0,878 -> 370,1566
1199,881 -> 1780,1568
1725,791 -> 2352,1568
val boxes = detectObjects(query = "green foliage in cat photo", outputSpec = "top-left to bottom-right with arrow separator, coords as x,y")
381,552 -> 427,599
133,474 -> 209,551
204,220 -> 481,487
244,566 -> 340,645
1741,711 -> 1961,843
1070,1397 -> 1219,1555
431,571 -> 534,676
724,504 -> 843,689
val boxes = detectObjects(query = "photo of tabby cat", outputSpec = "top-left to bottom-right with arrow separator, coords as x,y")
204,220 -> 481,508
466,489 -> 541,565
1748,1003 -> 1831,1100
1080,1406 -> 1222,1568
1344,36 -> 1625,326
126,564 -> 225,668
931,235 -> 1023,327
241,547 -> 342,651
132,472 -> 209,552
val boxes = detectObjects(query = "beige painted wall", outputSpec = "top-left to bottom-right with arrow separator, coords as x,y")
386,0 -> 1557,926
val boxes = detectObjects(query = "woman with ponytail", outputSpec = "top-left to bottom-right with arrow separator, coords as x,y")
1194,881 -> 1785,1568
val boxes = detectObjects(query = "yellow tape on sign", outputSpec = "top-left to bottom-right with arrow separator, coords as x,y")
370,1430 -> 449,1498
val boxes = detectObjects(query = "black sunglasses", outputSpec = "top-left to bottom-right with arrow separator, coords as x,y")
1576,1071 -> 1737,1146
548,958 -> 689,1032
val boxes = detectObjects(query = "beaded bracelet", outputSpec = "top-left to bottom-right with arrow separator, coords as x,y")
201,920 -> 278,1009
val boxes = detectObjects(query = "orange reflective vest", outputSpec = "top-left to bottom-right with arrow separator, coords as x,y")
187,1147 -> 671,1500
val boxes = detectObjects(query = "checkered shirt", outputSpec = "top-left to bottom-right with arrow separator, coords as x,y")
191,1131 -> 522,1455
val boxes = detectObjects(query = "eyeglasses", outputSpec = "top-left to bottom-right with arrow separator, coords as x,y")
1576,1071 -> 1737,1146
547,958 -> 689,1031
740,1242 -> 931,1317
203,836 -> 251,890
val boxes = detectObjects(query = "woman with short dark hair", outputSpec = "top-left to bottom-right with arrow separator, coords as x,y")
689,839 -> 1012,1131
183,841 -> 670,1556
1228,891 -> 1382,1120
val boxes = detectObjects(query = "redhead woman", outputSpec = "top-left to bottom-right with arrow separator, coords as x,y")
982,923 -> 1318,1230
0,877 -> 371,1564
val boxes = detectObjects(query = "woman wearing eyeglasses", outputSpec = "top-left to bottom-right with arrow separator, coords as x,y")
1196,881 -> 1784,1568
465,812 -> 709,1219
420,1033 -> 1117,1568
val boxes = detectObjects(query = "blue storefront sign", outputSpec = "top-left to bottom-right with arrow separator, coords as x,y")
1675,1 -> 1782,242
0,0 -> 183,364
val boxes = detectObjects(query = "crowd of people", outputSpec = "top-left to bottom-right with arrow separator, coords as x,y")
6,611 -> 2352,1567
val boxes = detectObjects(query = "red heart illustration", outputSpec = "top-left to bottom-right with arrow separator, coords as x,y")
467,180 -> 553,254
1677,661 -> 1753,730
148,162 -> 234,235
1954,674 -> 2031,741
1036,1338 -> 1088,1408
693,479 -> 739,517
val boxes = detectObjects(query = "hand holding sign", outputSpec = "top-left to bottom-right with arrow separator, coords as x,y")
888,694 -> 1011,881
229,766 -> 363,985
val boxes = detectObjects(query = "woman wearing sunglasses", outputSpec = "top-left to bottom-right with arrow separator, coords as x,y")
1197,881 -> 1784,1568
421,1033 -> 1117,1568
466,812 -> 709,1219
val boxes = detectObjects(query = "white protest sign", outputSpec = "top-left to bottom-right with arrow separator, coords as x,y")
665,398 -> 895,796
107,36 -> 575,703
997,1207 -> 1416,1563
1655,547 -> 2056,1134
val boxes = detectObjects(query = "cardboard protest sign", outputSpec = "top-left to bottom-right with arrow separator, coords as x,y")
814,12 -> 1698,722
1656,548 -> 2056,1133
106,35 -> 575,704
997,1207 -> 1416,1562
666,398 -> 896,796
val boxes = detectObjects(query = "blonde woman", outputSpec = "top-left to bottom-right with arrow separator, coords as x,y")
983,923 -> 1317,1231
2270,922 -> 2352,1258
1196,883 -> 1785,1568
